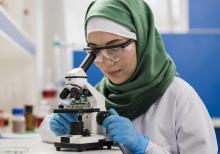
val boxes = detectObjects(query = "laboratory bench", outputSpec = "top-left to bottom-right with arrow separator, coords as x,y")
0,117 -> 219,154
0,133 -> 121,154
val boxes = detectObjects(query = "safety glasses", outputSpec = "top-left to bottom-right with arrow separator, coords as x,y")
84,39 -> 134,63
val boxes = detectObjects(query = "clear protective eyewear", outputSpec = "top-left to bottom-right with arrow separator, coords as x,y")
84,39 -> 134,63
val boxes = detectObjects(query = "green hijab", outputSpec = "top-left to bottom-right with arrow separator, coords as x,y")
84,0 -> 176,120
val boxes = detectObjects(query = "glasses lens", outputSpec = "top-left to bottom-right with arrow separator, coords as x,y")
103,47 -> 123,60
94,54 -> 103,62
84,48 -> 102,62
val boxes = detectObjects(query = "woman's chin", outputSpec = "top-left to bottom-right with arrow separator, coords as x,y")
108,77 -> 125,85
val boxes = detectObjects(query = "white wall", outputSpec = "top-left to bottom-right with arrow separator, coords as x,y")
0,0 -> 38,111
36,0 -> 65,93
64,0 -> 93,47
147,0 -> 189,33
63,0 -> 189,50
0,62 -> 36,111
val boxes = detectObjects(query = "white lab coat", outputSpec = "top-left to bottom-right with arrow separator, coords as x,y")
39,77 -> 218,154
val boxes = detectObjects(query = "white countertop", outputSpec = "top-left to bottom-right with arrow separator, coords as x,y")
1,117 -> 219,154
0,134 -> 122,154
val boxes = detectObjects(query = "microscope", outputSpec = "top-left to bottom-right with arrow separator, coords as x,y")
54,52 -> 113,152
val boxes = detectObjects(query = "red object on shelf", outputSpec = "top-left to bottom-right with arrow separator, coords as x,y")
0,110 -> 4,127
35,117 -> 44,128
0,118 -> 3,128
42,90 -> 57,98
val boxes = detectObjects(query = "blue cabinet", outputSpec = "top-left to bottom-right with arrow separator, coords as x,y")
190,0 -> 220,29
162,34 -> 220,117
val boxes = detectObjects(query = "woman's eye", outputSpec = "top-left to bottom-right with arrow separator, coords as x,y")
91,48 -> 100,53
109,47 -> 120,53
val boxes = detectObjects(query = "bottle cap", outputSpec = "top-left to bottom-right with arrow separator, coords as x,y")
25,105 -> 33,113
12,108 -> 24,115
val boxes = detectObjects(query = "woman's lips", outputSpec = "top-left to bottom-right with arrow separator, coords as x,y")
107,69 -> 121,76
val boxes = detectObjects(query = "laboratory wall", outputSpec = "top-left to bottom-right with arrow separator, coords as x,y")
0,0 -> 37,112
0,0 -> 71,133
147,0 -> 188,33
0,62 -> 36,111
36,0 -> 66,92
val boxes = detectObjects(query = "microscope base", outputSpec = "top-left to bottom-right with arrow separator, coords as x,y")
54,140 -> 113,152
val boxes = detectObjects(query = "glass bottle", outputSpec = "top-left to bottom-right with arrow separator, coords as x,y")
25,105 -> 35,131
12,108 -> 25,133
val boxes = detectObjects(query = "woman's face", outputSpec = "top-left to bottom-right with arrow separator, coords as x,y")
87,31 -> 137,84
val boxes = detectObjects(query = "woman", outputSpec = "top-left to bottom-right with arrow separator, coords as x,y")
40,0 -> 218,153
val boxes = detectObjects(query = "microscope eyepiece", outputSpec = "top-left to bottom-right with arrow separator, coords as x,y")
59,88 -> 70,99
70,87 -> 82,100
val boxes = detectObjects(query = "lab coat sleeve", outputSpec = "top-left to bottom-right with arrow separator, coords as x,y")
39,114 -> 57,143
174,89 -> 218,154
143,82 -> 218,154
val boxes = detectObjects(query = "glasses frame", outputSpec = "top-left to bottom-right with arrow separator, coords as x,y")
84,39 -> 135,55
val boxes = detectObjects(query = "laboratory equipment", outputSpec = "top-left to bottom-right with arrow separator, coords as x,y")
12,108 -> 25,133
53,52 -> 113,152
25,105 -> 35,131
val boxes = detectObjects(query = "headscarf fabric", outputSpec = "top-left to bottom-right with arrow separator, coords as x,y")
87,17 -> 137,40
84,0 -> 176,120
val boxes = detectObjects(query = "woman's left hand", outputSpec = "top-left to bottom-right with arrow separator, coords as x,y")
103,108 -> 149,154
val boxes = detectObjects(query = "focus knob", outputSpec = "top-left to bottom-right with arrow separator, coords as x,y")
96,111 -> 110,125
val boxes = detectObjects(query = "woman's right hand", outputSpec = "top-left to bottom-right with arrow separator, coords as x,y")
49,113 -> 79,136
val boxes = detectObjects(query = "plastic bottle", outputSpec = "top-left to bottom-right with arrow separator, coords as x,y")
25,105 -> 35,131
12,108 -> 25,133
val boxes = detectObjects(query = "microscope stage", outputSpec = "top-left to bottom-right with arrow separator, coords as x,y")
54,108 -> 100,113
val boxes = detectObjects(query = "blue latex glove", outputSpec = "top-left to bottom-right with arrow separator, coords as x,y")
50,113 -> 78,136
103,108 -> 149,154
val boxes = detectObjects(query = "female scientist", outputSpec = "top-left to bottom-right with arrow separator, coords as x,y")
40,0 -> 218,153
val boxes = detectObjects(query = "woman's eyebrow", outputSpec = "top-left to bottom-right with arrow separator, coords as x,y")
106,39 -> 124,45
87,38 -> 124,47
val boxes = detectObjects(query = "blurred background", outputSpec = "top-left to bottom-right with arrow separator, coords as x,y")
0,0 -> 219,149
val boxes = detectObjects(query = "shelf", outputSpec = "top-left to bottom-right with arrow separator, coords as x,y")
0,31 -> 34,63
0,6 -> 35,64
